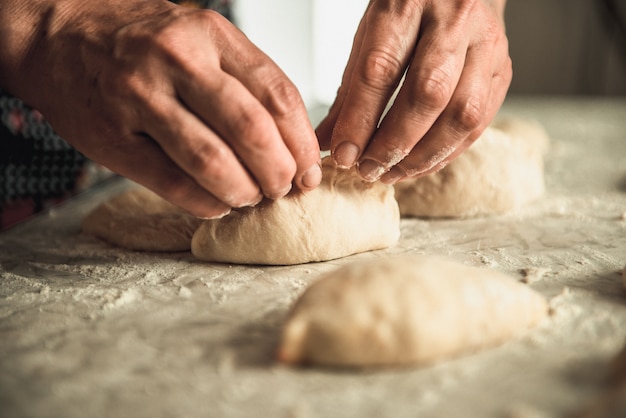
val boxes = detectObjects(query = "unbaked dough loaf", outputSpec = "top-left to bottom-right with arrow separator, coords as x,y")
82,188 -> 202,252
191,157 -> 400,265
278,255 -> 548,368
394,118 -> 549,218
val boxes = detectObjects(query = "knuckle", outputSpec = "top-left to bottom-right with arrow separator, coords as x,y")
457,0 -> 478,13
97,61 -> 140,99
150,29 -> 190,68
359,48 -> 403,92
187,142 -> 231,181
196,9 -> 231,37
452,97 -> 484,132
142,12 -> 221,71
261,76 -> 303,118
410,67 -> 454,110
232,105 -> 276,150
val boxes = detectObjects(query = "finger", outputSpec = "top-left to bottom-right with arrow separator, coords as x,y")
383,43 -> 496,180
328,2 -> 421,169
242,69 -> 322,192
176,68 -> 298,199
429,57 -> 512,174
380,48 -> 513,184
93,132 -> 231,219
143,93 -> 265,207
217,17 -> 323,192
357,9 -> 472,182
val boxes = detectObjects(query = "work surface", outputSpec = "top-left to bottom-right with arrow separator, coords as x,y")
1,97 -> 625,418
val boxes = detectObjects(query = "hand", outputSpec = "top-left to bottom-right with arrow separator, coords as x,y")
0,0 -> 322,218
316,0 -> 512,183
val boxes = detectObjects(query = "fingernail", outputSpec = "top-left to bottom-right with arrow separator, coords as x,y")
333,142 -> 360,169
246,193 -> 264,207
358,159 -> 386,182
301,162 -> 322,189
199,207 -> 231,220
380,166 -> 406,184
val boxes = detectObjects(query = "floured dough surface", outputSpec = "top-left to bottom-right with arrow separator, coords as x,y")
82,188 -> 202,252
394,118 -> 549,218
278,255 -> 548,368
191,157 -> 400,265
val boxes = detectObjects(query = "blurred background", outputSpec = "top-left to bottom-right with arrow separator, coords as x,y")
234,0 -> 626,109
505,0 -> 625,96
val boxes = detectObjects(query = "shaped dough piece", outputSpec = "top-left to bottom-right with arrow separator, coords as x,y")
191,158 -> 400,265
278,255 -> 548,368
82,188 -> 202,252
394,118 -> 549,218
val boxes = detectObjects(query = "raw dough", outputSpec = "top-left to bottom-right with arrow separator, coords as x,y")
82,188 -> 202,252
278,255 -> 548,368
394,118 -> 549,218
192,157 -> 400,265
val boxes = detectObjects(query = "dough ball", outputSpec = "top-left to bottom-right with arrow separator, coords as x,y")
394,118 -> 549,218
82,188 -> 202,252
191,157 -> 400,265
278,255 -> 548,368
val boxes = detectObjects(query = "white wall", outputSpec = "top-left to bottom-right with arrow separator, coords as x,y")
233,0 -> 368,107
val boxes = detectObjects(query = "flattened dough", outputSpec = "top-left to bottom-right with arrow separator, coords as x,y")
279,255 -> 548,368
82,188 -> 202,252
191,157 -> 400,265
394,118 -> 549,218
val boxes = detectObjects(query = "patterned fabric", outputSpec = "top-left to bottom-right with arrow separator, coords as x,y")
0,93 -> 112,230
0,0 -> 232,230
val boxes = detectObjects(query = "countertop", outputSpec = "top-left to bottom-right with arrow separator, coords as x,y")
1,96 -> 626,418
